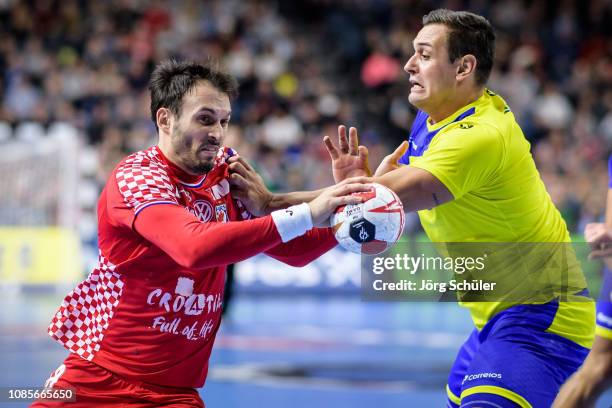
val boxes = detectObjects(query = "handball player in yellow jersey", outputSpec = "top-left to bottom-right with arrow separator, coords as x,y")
322,9 -> 595,408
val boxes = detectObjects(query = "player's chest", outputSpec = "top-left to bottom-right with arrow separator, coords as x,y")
176,174 -> 236,223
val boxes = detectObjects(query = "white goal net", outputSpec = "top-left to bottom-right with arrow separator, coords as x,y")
0,125 -> 79,228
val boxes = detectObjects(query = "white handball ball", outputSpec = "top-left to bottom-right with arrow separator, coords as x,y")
331,183 -> 405,255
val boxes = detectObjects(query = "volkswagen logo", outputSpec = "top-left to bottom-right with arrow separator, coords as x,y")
191,200 -> 213,222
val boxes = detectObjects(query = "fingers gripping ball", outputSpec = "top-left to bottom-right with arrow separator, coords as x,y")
331,183 -> 405,255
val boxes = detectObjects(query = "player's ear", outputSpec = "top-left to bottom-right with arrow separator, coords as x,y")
456,55 -> 477,81
156,107 -> 173,134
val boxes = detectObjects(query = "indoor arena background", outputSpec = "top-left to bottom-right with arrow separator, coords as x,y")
0,0 -> 611,407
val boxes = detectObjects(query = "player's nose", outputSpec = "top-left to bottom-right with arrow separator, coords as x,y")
208,122 -> 224,141
404,54 -> 417,75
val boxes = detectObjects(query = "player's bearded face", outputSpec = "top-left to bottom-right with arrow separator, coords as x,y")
170,81 -> 231,175
170,123 -> 218,174
404,24 -> 459,113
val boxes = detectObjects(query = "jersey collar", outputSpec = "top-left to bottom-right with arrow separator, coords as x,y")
153,146 -> 207,187
425,90 -> 487,132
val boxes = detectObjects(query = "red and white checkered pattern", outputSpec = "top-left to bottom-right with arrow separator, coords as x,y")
116,147 -> 179,213
48,251 -> 124,361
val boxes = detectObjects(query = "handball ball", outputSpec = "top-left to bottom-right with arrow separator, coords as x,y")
331,183 -> 405,255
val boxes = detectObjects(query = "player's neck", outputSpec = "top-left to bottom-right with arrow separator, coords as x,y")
427,87 -> 484,124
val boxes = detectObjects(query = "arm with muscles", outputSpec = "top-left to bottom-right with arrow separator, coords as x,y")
330,123 -> 505,211
133,181 -> 368,270
374,164 -> 453,212
322,122 -> 443,203
553,189 -> 612,408
369,140 -> 453,211
235,118 -> 490,217
264,227 -> 338,267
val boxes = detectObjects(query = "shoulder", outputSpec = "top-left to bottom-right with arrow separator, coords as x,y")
425,120 -> 506,168
439,119 -> 503,148
113,147 -> 179,208
115,147 -> 173,190
478,89 -> 515,129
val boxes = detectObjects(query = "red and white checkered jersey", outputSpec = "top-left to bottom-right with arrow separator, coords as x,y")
47,145 -> 337,388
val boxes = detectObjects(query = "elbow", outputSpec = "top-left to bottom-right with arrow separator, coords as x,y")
173,248 -> 204,269
173,243 -> 233,270
283,258 -> 312,268
175,256 -> 199,270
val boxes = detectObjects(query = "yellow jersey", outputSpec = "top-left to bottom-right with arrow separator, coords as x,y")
401,90 -> 594,348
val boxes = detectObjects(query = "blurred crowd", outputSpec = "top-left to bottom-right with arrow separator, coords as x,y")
0,0 -> 611,235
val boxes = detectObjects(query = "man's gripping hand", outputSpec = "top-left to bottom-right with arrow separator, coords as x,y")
324,125 -> 371,182
307,178 -> 371,227
228,156 -> 273,217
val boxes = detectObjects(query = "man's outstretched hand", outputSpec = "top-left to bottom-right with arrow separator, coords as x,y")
324,125 -> 371,183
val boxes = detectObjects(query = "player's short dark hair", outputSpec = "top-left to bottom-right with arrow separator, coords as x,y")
423,9 -> 495,86
148,59 -> 238,130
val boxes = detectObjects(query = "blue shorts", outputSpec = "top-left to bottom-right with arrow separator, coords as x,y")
446,301 -> 590,407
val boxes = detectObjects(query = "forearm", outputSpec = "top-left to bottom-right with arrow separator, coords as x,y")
265,189 -> 325,213
134,203 -> 313,269
574,335 -> 612,400
265,228 -> 337,267
372,166 -> 453,212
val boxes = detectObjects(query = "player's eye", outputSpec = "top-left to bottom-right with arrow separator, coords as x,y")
221,119 -> 229,128
198,116 -> 214,125
421,54 -> 430,60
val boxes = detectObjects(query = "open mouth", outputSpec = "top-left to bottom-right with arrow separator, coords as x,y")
409,79 -> 424,91
198,145 -> 220,153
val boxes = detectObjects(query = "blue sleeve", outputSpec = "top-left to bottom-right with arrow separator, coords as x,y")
608,154 -> 612,188
399,110 -> 427,165
398,150 -> 410,165
597,267 -> 612,331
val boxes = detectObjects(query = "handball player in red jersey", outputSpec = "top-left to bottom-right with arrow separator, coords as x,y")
31,59 -> 368,407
